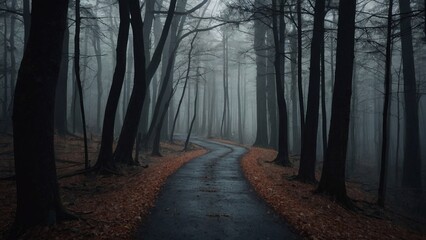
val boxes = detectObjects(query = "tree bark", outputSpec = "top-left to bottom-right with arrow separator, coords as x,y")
317,0 -> 357,204
378,0 -> 393,207
398,0 -> 422,189
114,0 -> 177,164
93,23 -> 103,133
12,0 -> 75,232
266,29 -> 278,149
95,0 -> 130,172
170,32 -> 199,142
297,0 -> 305,138
74,0 -> 89,169
55,26 -> 69,135
271,0 -> 291,166
290,33 -> 299,153
297,0 -> 325,182
3,11 -> 8,121
253,0 -> 268,146
23,0 -> 30,46
184,68 -> 199,150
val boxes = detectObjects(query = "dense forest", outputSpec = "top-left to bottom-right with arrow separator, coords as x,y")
0,0 -> 425,239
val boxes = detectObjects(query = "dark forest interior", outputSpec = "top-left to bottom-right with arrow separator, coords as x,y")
0,0 -> 426,239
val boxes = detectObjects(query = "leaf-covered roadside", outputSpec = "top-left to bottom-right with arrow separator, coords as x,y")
0,134 -> 207,239
241,147 -> 426,240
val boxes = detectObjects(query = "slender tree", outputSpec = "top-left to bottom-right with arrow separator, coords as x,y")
297,0 -> 325,182
317,0 -> 357,204
113,0 -> 177,164
271,0 -> 291,166
95,0 -> 130,172
184,67 -> 200,150
378,0 -> 393,207
253,0 -> 269,146
297,0 -> 305,137
74,0 -> 89,169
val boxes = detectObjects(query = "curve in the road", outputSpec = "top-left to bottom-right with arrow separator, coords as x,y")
136,138 -> 298,240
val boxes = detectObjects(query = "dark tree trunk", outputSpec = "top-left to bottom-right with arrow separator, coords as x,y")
74,0 -> 89,169
253,2 -> 268,146
184,68 -> 200,150
220,31 -> 230,139
398,0 -> 422,189
12,0 -> 75,232
170,32 -> 198,142
114,0 -> 177,164
297,0 -> 325,182
145,1 -> 190,147
320,29 -> 327,159
93,24 -> 103,133
317,0 -> 357,203
152,65 -> 184,156
3,12 -> 8,121
207,72 -> 216,137
266,29 -> 278,149
378,0 -> 393,207
297,0 -> 305,138
113,0 -> 148,165
272,0 -> 291,166
95,0 -> 130,172
237,61 -> 243,144
23,0 -> 30,46
55,26 -> 69,135
290,33 -> 300,153
9,0 -> 17,115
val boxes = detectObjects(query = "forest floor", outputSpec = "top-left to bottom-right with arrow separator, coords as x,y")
240,145 -> 426,240
1,134 -> 425,239
0,133 -> 207,239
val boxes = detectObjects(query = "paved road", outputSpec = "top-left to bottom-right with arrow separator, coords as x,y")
136,138 -> 298,240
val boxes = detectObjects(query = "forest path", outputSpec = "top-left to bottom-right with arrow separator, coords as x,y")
136,138 -> 298,239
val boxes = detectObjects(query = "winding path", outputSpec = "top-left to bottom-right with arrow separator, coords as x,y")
137,138 -> 298,239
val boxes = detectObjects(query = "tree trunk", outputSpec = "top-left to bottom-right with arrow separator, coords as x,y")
9,0 -> 17,115
266,29 -> 278,149
378,0 -> 393,207
297,0 -> 325,182
93,24 -> 103,133
320,28 -> 327,160
184,68 -> 200,150
3,12 -> 8,121
253,0 -> 268,146
220,32 -> 229,138
23,0 -> 31,46
12,0 -> 75,232
114,0 -> 177,164
297,0 -> 305,138
55,26 -> 69,135
207,71 -> 216,137
317,0 -> 357,204
170,32 -> 199,142
237,61 -> 243,144
113,0 -> 148,165
398,0 -> 422,189
95,0 -> 130,172
290,33 -> 299,153
271,0 -> 291,166
74,0 -> 89,169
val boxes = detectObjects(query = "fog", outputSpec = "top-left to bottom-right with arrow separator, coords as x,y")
1,0 -> 425,226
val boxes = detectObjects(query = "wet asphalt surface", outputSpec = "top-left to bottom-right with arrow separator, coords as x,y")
136,138 -> 298,240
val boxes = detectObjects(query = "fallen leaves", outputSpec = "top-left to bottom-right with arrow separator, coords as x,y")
240,147 -> 426,240
0,134 -> 207,239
